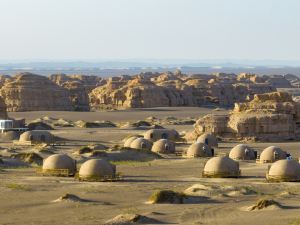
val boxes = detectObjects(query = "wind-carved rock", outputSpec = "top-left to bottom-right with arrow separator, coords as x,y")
193,91 -> 300,141
0,73 -> 74,111
89,71 -> 277,110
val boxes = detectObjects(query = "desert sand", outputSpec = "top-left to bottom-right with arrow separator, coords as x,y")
1,107 -> 300,225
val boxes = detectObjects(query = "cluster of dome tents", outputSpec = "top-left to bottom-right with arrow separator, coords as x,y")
41,154 -> 118,181
123,129 -> 178,154
203,141 -> 300,182
18,128 -> 298,183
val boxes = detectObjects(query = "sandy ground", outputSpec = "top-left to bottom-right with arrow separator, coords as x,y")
1,107 -> 300,225
8,107 -> 226,123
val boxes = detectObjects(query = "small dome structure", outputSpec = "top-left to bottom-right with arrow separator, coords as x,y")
229,144 -> 256,160
258,146 -> 287,163
202,156 -> 240,178
42,154 -> 76,176
266,159 -> 300,182
78,159 -> 116,181
151,139 -> 175,154
130,137 -> 152,150
0,131 -> 19,141
144,129 -> 179,141
186,142 -> 212,158
123,136 -> 139,148
19,130 -> 54,144
197,133 -> 218,148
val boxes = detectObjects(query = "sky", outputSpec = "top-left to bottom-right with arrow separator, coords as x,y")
0,0 -> 300,62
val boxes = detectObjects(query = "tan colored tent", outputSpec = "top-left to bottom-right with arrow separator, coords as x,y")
78,159 -> 117,181
197,133 -> 218,148
151,139 -> 175,154
144,129 -> 179,141
123,136 -> 139,148
229,144 -> 256,160
258,146 -> 287,163
266,159 -> 300,182
19,130 -> 54,145
130,137 -> 152,150
42,154 -> 76,176
186,142 -> 212,158
202,156 -> 240,178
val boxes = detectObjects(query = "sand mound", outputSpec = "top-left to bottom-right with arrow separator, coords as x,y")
75,120 -> 116,128
88,143 -> 108,151
184,184 -> 257,198
74,146 -> 93,155
277,191 -> 297,198
52,194 -> 92,203
148,190 -> 185,204
104,213 -> 159,225
27,121 -> 54,130
10,152 -> 43,165
247,199 -> 282,211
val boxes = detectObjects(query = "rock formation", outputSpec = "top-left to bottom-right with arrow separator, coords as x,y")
0,71 -> 297,112
0,73 -> 74,111
0,95 -> 8,119
193,91 -> 300,141
89,71 -> 276,110
49,74 -> 104,111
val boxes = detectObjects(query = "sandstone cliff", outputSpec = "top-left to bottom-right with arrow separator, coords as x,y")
193,91 -> 300,141
49,73 -> 104,111
0,73 -> 74,111
89,71 -> 276,110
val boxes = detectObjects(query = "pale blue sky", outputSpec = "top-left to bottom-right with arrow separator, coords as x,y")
0,0 -> 299,61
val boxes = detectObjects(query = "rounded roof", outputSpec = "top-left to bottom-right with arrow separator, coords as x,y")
203,156 -> 239,174
229,144 -> 256,160
124,136 -> 139,148
259,146 -> 286,162
144,129 -> 179,140
151,139 -> 175,154
186,142 -> 212,158
268,160 -> 300,179
197,133 -> 218,147
79,159 -> 115,178
130,137 -> 152,150
20,130 -> 52,141
43,154 -> 76,174
0,131 -> 19,141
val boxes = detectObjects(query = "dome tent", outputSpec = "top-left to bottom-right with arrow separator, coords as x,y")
129,137 -> 152,151
19,130 -> 54,145
186,142 -> 212,158
229,144 -> 256,160
42,154 -> 76,176
151,139 -> 175,154
144,129 -> 179,141
123,136 -> 139,148
78,159 -> 117,181
197,133 -> 218,148
202,156 -> 240,178
266,159 -> 300,182
258,146 -> 287,163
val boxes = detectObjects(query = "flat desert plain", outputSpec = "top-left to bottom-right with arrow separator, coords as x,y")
1,107 -> 300,225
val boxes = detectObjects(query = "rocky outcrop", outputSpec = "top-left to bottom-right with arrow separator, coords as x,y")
263,75 -> 292,88
0,73 -> 73,111
0,95 -> 8,119
89,71 -> 276,110
49,74 -> 104,111
62,81 -> 90,111
193,91 -> 300,141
